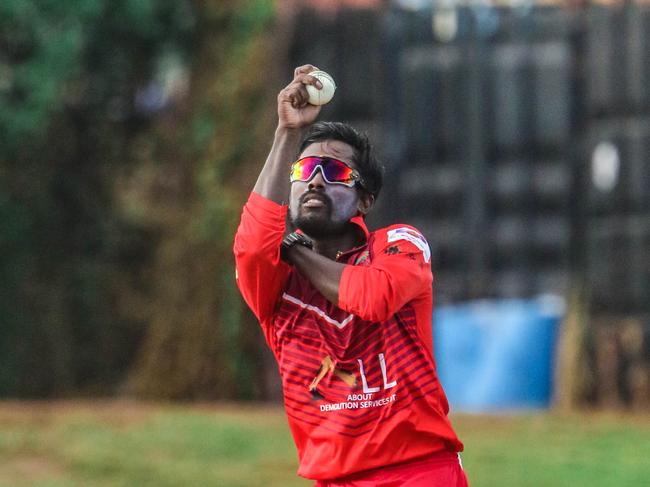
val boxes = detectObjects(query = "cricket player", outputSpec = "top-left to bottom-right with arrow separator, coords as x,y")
234,65 -> 468,486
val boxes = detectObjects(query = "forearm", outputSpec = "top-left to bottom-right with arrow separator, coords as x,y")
253,126 -> 304,205
286,245 -> 345,305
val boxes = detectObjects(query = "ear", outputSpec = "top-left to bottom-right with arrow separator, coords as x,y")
357,191 -> 375,215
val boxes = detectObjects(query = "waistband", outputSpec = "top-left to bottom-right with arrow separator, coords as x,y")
322,449 -> 462,484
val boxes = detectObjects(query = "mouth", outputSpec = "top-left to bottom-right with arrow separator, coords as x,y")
300,193 -> 329,209
303,198 -> 326,208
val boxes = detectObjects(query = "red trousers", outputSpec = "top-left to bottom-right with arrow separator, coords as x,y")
314,451 -> 469,487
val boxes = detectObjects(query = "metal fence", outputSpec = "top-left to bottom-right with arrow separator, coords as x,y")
287,3 -> 650,314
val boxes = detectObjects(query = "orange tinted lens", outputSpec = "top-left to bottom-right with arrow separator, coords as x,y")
290,157 -> 319,181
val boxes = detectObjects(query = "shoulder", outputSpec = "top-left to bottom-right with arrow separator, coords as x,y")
370,224 -> 431,263
372,224 -> 429,247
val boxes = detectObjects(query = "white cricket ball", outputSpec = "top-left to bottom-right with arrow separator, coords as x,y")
306,70 -> 336,106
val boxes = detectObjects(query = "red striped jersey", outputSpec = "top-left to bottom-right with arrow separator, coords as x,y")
234,192 -> 463,481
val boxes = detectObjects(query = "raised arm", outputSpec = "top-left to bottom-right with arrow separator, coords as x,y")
253,65 -> 324,204
234,65 -> 325,323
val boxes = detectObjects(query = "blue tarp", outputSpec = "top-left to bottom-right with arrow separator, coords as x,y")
433,295 -> 564,412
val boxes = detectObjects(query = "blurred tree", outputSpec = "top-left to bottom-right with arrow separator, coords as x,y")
0,0 -> 276,398
124,0 -> 277,400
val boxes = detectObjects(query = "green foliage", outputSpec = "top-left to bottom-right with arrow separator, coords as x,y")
0,0 -> 196,154
0,183 -> 33,394
0,0 -> 276,399
0,0 -> 197,397
124,0 -> 275,400
0,0 -> 100,151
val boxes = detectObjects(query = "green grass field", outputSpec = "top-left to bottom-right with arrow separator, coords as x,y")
1,401 -> 649,487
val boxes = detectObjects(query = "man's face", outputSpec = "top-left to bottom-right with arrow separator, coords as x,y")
289,140 -> 362,238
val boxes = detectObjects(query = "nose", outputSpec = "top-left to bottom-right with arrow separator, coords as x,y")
308,166 -> 326,190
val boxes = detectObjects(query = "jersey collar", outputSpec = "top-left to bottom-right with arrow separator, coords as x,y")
334,214 -> 369,261
350,214 -> 370,240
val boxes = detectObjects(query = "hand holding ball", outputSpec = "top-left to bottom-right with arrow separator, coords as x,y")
306,70 -> 336,106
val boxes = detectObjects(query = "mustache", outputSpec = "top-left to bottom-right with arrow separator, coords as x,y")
299,191 -> 332,207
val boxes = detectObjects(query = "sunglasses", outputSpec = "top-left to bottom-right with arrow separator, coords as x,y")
289,156 -> 362,188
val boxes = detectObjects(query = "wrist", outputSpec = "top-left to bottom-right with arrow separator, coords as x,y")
281,232 -> 313,262
275,124 -> 306,137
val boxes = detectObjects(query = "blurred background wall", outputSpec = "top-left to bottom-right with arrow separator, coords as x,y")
0,0 -> 648,410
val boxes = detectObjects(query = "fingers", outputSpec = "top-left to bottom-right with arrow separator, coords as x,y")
278,83 -> 308,109
293,64 -> 323,89
294,64 -> 317,78
279,65 -> 324,109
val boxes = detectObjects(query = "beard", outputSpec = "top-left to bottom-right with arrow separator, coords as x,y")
290,192 -> 351,239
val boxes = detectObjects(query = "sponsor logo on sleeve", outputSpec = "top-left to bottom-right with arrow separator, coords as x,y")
386,227 -> 431,263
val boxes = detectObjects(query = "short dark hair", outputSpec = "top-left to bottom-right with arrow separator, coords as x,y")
298,121 -> 384,198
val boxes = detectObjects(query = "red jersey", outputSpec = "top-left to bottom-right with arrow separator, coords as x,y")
234,192 -> 463,481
